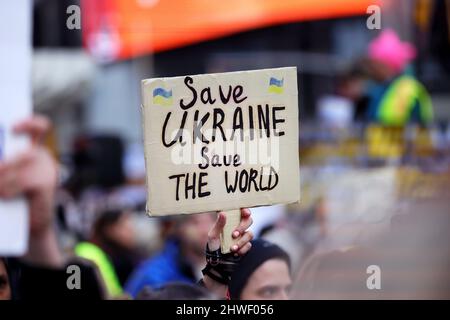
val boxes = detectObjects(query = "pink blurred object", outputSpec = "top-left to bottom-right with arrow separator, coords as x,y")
368,29 -> 417,73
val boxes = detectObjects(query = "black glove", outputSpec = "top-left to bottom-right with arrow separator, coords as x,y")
201,243 -> 241,285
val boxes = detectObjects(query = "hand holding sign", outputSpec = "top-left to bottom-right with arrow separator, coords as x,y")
141,67 -> 300,253
207,208 -> 253,254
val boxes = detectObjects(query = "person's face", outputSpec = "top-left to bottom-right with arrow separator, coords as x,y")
338,78 -> 366,100
240,259 -> 292,300
177,213 -> 215,255
0,260 -> 11,300
368,59 -> 397,82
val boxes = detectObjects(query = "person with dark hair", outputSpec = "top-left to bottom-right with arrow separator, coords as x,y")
0,116 -> 106,300
125,214 -> 215,297
0,258 -> 11,300
75,209 -> 144,297
229,239 -> 291,300
125,209 -> 253,298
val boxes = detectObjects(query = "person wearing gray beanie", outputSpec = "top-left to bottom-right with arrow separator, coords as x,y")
229,239 -> 291,300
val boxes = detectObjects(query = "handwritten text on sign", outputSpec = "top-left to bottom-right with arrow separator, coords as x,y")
141,67 -> 300,215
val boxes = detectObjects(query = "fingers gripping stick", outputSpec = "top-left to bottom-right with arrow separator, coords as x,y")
220,209 -> 241,254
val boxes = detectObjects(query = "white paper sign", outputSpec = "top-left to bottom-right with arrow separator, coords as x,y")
141,67 -> 300,216
0,0 -> 32,256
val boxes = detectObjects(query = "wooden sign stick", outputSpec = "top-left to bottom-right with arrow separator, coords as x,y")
219,209 -> 242,254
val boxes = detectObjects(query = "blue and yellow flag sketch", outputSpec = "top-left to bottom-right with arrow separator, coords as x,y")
268,77 -> 284,94
153,87 -> 173,106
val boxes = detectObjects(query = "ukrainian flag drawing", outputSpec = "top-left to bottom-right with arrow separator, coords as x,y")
268,77 -> 284,94
153,87 -> 173,106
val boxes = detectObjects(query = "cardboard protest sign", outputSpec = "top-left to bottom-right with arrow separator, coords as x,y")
0,0 -> 32,256
141,67 -> 300,217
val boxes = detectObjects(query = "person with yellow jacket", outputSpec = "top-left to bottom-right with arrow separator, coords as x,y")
366,29 -> 433,127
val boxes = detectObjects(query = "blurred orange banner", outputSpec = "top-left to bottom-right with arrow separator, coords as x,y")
82,0 -> 374,61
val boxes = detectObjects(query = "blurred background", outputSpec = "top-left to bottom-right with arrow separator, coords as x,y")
26,0 -> 450,298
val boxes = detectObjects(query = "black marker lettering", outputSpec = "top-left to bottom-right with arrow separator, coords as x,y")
257,104 -> 270,138
212,108 -> 226,142
193,110 -> 210,144
168,174 -> 184,201
162,112 -> 187,147
219,85 -> 232,104
233,85 -> 247,103
198,172 -> 211,198
272,106 -> 286,137
180,76 -> 197,110
231,107 -> 244,142
225,171 -> 239,193
200,87 -> 216,105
